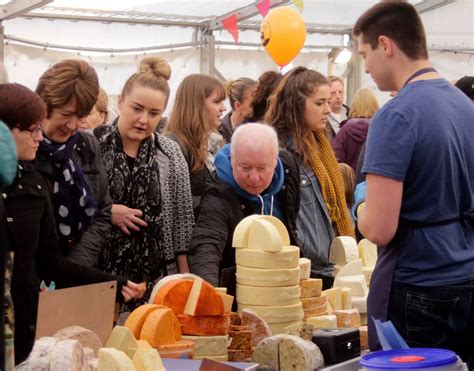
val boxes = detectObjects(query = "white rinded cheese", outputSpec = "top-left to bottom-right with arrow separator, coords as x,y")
323,287 -> 343,311
237,284 -> 301,306
236,245 -> 300,269
238,302 -> 303,324
329,236 -> 359,266
98,348 -> 135,371
132,349 -> 165,371
52,325 -> 102,357
236,266 -> 300,287
50,339 -> 85,371
341,287 -> 352,310
358,239 -> 377,267
352,295 -> 368,313
182,335 -> 228,356
334,275 -> 368,296
248,219 -> 283,252
183,276 -> 204,315
299,258 -> 311,280
336,259 -> 364,277
104,326 -> 138,359
306,315 -> 337,329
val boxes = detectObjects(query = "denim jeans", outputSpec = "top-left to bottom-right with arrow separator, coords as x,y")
388,280 -> 474,369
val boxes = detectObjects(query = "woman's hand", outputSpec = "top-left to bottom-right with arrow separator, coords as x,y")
111,204 -> 148,235
121,280 -> 147,302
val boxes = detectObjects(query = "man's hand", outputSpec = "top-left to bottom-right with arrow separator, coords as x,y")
111,204 -> 148,235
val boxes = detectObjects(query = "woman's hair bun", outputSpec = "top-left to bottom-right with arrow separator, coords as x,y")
139,56 -> 171,81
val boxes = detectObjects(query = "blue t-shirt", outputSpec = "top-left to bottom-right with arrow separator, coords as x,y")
363,79 -> 474,286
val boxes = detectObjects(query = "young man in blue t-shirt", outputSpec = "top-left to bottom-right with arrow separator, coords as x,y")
352,1 -> 474,366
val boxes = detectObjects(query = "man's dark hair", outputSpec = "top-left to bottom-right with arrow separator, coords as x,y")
353,1 -> 428,60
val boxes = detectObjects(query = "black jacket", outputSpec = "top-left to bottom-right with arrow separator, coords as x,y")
4,162 -> 125,365
187,150 -> 300,293
35,131 -> 113,267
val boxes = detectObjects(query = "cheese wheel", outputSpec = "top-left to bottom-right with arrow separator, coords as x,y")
140,308 -> 177,347
232,215 -> 264,248
334,309 -> 361,328
50,339 -> 85,371
251,335 -> 280,369
105,326 -> 138,359
306,315 -> 337,329
248,219 -> 283,252
52,325 -> 102,357
132,349 -> 165,371
156,340 -> 195,359
299,258 -> 311,280
237,284 -> 301,306
241,308 -> 273,347
267,321 -> 301,335
236,245 -> 300,269
124,304 -> 162,339
236,266 -> 300,287
329,236 -> 359,266
153,279 -> 193,314
300,278 -> 323,298
148,273 -> 200,303
182,335 -> 228,356
182,277 -> 225,316
279,334 -> 325,370
336,259 -> 364,277
358,239 -> 377,267
239,303 -> 303,324
98,348 -> 135,371
177,314 -> 230,336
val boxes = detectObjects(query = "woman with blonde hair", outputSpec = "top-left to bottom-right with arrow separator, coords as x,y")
165,74 -> 226,218
332,88 -> 379,171
219,77 -> 256,143
265,66 -> 355,289
94,57 -> 194,310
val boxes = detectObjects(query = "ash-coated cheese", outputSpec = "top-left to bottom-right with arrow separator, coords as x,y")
237,284 -> 301,306
239,302 -> 303,324
236,245 -> 300,269
329,236 -> 359,266
299,258 -> 311,280
182,335 -> 228,356
236,266 -> 300,287
300,278 -> 322,298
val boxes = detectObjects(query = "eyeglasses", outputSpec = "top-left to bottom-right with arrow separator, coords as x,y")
23,124 -> 44,137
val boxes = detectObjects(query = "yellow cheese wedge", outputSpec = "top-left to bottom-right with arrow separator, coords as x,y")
104,326 -> 138,359
98,348 -> 135,371
248,219 -> 283,252
132,349 -> 165,371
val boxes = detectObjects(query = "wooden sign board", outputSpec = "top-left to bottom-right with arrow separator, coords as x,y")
36,281 -> 116,344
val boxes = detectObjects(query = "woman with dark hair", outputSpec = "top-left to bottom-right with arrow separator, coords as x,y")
265,67 -> 355,289
246,71 -> 283,122
0,83 -> 143,365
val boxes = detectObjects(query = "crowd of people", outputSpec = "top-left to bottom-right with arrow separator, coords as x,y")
0,0 -> 473,368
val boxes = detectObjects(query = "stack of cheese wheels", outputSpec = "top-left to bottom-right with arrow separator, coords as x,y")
123,304 -> 194,359
149,274 -> 232,361
358,239 -> 377,286
233,215 -> 303,334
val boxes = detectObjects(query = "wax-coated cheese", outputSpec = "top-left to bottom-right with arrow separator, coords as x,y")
300,278 -> 322,298
248,218 -> 283,252
334,275 -> 368,296
241,308 -> 272,346
52,325 -> 102,357
334,309 -> 361,328
132,349 -> 165,371
182,335 -> 228,356
177,314 -> 230,336
105,326 -> 138,359
236,266 -> 300,287
358,239 -> 377,267
98,348 -> 135,371
140,308 -> 177,347
237,284 -> 301,306
329,236 -> 359,266
323,287 -> 343,311
124,304 -> 162,340
239,302 -> 303,324
306,315 -> 337,329
341,287 -> 352,310
299,258 -> 311,280
236,245 -> 300,269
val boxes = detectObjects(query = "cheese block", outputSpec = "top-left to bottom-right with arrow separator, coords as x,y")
236,245 -> 300,269
124,304 -> 162,339
358,239 -> 377,267
97,348 -> 135,371
228,329 -> 252,350
341,287 -> 352,310
363,266 -> 374,286
50,339 -> 85,371
334,309 -> 361,328
284,322 -> 313,341
182,335 -> 228,356
300,278 -> 322,298
248,218 -> 283,252
334,275 -> 368,296
236,266 -> 300,287
132,349 -> 165,371
267,321 -> 301,335
228,349 -> 253,362
279,334 -> 325,370
360,326 -> 369,350
241,308 -> 272,347
302,303 -> 328,318
52,326 -> 102,357
137,340 -> 152,350
238,302 -> 303,324
220,293 -> 234,313
183,277 -> 225,316
301,294 -> 327,310
140,308 -> 177,347
306,315 -> 337,329
148,273 -> 200,303
329,236 -> 359,266
105,326 -> 138,359
352,295 -> 368,314
232,214 -> 264,248
177,314 -> 230,336
336,259 -> 364,277
215,287 -> 227,294
156,340 -> 195,359
324,287 -> 343,311
194,354 -> 229,361
299,258 -> 311,280
237,284 -> 301,306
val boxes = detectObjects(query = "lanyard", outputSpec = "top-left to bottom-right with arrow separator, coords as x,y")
402,67 -> 437,88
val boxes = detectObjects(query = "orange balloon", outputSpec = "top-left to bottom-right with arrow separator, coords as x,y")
260,7 -> 307,67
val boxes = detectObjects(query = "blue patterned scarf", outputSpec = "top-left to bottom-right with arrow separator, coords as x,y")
37,133 -> 97,243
